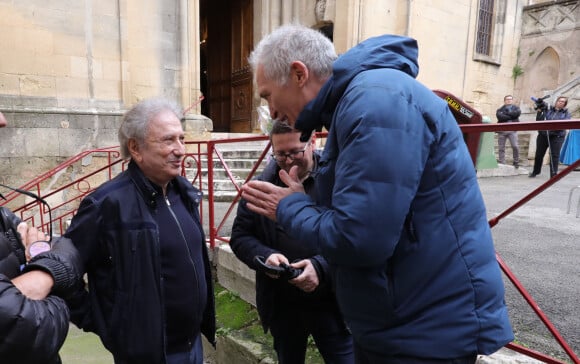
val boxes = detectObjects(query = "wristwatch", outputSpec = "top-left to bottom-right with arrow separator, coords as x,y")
28,240 -> 51,258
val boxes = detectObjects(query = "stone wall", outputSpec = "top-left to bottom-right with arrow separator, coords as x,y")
0,109 -> 211,188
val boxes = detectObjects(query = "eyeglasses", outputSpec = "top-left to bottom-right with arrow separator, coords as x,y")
271,146 -> 308,163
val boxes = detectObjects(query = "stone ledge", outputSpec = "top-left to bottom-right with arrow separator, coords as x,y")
203,334 -> 276,364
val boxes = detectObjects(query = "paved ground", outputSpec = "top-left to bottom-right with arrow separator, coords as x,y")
477,164 -> 580,363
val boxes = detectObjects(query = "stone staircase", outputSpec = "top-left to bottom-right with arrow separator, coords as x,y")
185,139 -> 270,202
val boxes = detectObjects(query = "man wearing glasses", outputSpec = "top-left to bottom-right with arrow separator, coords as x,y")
230,120 -> 354,364
495,95 -> 521,168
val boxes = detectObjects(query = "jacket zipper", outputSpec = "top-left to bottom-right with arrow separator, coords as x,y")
164,195 -> 201,313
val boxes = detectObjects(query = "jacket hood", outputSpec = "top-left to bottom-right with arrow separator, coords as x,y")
296,34 -> 419,140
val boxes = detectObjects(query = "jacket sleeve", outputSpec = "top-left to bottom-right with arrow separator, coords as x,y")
23,236 -> 84,298
496,105 -> 520,122
277,77 -> 437,267
230,199 -> 278,270
0,275 -> 70,363
309,254 -> 331,286
496,106 -> 509,122
508,105 -> 521,120
0,207 -> 25,274
62,195 -> 103,331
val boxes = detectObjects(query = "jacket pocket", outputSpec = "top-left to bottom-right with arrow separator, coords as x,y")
334,266 -> 395,333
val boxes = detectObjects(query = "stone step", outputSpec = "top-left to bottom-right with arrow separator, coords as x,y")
202,158 -> 268,168
185,159 -> 267,184
183,145 -> 269,201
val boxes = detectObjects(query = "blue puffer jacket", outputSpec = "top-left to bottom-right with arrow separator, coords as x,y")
278,35 -> 513,359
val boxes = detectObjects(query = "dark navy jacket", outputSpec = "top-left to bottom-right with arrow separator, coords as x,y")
278,35 -> 513,358
538,106 -> 572,137
65,161 -> 215,364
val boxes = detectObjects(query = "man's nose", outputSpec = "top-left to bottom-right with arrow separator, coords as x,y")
281,155 -> 295,166
269,106 -> 279,121
174,140 -> 186,155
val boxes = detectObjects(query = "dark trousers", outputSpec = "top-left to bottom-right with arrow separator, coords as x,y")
497,131 -> 520,165
269,302 -> 354,364
532,132 -> 565,177
115,334 -> 203,364
354,343 -> 477,364
165,334 -> 203,364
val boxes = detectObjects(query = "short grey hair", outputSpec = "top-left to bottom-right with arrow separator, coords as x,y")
249,23 -> 337,86
118,98 -> 183,160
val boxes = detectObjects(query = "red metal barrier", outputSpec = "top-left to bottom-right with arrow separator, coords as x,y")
0,147 -> 124,235
461,119 -> 580,364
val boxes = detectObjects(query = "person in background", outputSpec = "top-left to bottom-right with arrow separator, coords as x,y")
230,120 -> 354,364
64,98 -> 215,364
529,96 -> 572,178
559,124 -> 580,166
496,95 -> 521,168
1,111 -> 84,364
240,24 -> 513,363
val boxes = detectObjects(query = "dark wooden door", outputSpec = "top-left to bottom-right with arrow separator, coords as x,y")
200,0 -> 253,132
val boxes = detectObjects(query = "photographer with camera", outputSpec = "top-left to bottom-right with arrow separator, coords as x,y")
230,120 -> 354,364
529,96 -> 572,178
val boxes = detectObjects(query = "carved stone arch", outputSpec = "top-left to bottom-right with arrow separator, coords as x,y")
527,47 -> 560,96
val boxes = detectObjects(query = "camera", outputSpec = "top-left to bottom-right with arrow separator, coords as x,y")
531,95 -> 550,111
253,255 -> 303,280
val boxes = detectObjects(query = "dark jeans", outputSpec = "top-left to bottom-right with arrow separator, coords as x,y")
269,302 -> 354,364
354,343 -> 477,364
165,334 -> 203,364
532,132 -> 565,177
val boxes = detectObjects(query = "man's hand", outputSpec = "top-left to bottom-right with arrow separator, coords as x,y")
264,253 -> 290,279
12,270 -> 54,300
241,165 -> 305,221
17,222 -> 49,261
289,259 -> 319,293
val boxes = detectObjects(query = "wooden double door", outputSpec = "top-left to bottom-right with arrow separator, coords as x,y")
200,0 -> 254,132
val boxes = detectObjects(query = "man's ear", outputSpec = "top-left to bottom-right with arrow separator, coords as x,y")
128,138 -> 141,162
290,61 -> 309,87
310,133 -> 317,145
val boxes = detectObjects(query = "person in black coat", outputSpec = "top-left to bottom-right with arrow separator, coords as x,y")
0,111 -> 84,364
63,98 -> 215,364
496,95 -> 521,168
529,96 -> 572,178
230,120 -> 354,364
1,207 -> 83,364
0,208 -> 80,364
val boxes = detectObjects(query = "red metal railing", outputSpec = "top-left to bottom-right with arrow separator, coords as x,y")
1,119 -> 579,363
463,119 -> 580,364
1,146 -> 124,235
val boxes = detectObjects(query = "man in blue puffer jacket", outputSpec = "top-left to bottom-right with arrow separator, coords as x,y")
241,24 -> 513,363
